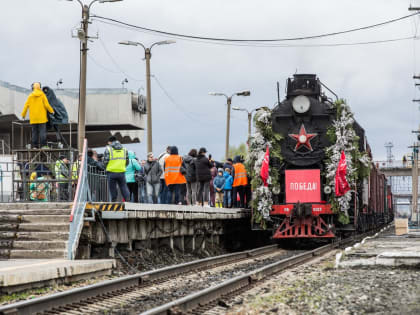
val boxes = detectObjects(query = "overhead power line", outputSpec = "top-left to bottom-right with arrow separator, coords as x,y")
92,12 -> 419,43
98,38 -> 144,82
152,75 -> 223,126
93,18 -> 418,47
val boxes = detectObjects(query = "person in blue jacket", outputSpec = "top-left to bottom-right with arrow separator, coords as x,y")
125,151 -> 141,202
223,168 -> 234,208
213,168 -> 226,208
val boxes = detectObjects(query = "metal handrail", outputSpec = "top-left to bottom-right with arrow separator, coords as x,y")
68,139 -> 90,259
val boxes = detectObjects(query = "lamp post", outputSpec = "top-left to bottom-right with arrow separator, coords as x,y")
209,91 -> 251,160
232,106 -> 258,141
118,40 -> 176,153
64,0 -> 123,152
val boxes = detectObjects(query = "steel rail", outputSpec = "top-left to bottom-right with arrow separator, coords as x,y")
141,227 -> 387,315
0,225 -> 387,315
0,244 -> 279,315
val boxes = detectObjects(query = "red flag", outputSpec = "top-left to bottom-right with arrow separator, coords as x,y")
260,146 -> 270,187
335,151 -> 350,196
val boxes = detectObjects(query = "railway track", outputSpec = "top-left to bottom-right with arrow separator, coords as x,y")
0,244 -> 294,315
0,227 -> 386,315
142,228 -> 387,315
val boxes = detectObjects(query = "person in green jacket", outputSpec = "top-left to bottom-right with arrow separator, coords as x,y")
55,155 -> 70,201
125,151 -> 141,202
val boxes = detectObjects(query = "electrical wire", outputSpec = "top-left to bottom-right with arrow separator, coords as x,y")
98,38 -> 144,82
88,39 -> 227,127
92,18 -> 416,48
152,75 -> 199,119
91,12 -> 419,43
87,53 -> 121,74
151,75 -> 224,126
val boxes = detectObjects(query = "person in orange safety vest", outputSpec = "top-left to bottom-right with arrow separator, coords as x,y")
164,146 -> 187,204
232,155 -> 248,208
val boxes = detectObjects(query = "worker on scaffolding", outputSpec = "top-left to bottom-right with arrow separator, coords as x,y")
21,82 -> 54,149
55,155 -> 70,201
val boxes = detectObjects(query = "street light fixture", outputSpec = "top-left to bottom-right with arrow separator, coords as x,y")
232,106 -> 258,141
209,90 -> 251,160
63,0 -> 124,152
118,39 -> 176,153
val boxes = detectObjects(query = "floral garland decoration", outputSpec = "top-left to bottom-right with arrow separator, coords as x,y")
325,99 -> 371,224
246,107 -> 282,228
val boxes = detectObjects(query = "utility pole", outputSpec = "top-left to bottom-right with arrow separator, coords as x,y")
226,97 -> 232,161
247,112 -> 252,140
78,4 -> 89,152
145,48 -> 152,153
209,91 -> 251,160
411,0 -> 420,223
118,40 -> 175,153
66,0 -> 123,152
412,144 -> 419,224
232,106 -> 258,145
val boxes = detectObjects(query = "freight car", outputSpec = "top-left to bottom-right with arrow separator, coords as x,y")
263,74 -> 393,239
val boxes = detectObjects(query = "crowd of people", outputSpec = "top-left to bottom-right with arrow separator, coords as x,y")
19,82 -> 251,208
101,136 -> 251,208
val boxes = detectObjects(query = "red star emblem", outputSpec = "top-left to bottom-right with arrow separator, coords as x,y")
288,124 -> 317,151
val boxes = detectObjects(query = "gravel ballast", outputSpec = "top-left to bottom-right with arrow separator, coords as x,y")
215,251 -> 420,315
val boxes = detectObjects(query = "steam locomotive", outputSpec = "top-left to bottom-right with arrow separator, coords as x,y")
267,74 -> 393,239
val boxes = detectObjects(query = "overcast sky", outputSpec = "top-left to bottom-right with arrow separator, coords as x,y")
1,0 -> 420,161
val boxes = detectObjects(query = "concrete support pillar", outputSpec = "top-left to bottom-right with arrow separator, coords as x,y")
108,221 -> 118,243
77,243 -> 91,259
125,240 -> 133,252
128,220 -> 137,240
213,234 -> 220,245
173,236 -> 185,252
185,235 -> 195,252
158,236 -> 174,250
195,235 -> 205,251
108,241 -> 117,258
206,234 -> 214,249
139,220 -> 147,240
118,220 -> 129,244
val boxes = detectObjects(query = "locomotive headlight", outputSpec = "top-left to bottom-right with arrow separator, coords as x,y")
299,135 -> 307,143
324,186 -> 332,194
292,95 -> 311,113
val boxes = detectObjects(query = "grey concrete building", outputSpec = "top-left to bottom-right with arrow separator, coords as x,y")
0,80 -> 145,152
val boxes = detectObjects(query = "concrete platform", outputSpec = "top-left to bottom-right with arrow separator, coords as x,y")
0,259 -> 115,293
96,202 -> 251,220
337,225 -> 420,268
79,203 -> 253,259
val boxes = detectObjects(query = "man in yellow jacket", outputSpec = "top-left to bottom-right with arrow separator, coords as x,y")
21,82 -> 54,149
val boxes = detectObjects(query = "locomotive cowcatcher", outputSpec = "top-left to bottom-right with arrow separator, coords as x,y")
266,74 -> 393,239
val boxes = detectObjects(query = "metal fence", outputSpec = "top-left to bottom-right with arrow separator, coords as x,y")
0,161 -> 78,203
87,164 -> 109,202
0,154 -> 112,204
375,160 -> 413,169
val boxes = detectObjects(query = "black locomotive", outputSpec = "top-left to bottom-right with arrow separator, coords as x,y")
266,74 -> 393,239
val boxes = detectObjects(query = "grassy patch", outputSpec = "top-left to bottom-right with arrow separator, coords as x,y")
0,287 -> 52,304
